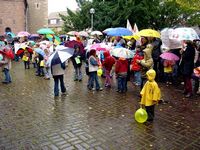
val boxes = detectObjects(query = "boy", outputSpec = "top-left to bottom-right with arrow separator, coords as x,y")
140,69 -> 161,122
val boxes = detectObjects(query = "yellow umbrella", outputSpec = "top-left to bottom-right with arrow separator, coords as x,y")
136,29 -> 161,38
123,34 -> 140,40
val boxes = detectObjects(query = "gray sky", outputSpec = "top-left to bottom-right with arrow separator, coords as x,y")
48,0 -> 78,14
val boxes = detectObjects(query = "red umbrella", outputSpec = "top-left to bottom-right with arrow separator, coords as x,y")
64,40 -> 84,52
0,46 -> 14,59
16,46 -> 33,56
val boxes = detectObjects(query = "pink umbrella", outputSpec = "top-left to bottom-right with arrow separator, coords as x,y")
160,52 -> 180,61
90,43 -> 111,51
17,31 -> 30,37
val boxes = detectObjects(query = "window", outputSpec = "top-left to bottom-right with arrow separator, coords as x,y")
35,3 -> 40,9
50,19 -> 57,25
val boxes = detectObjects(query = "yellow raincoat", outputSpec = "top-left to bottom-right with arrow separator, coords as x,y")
140,69 -> 161,106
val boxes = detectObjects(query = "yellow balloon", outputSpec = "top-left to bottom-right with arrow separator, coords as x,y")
134,108 -> 148,123
97,68 -> 103,76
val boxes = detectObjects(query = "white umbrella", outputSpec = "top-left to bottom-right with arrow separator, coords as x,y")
47,45 -> 74,66
78,31 -> 89,37
169,27 -> 199,41
91,31 -> 103,36
161,28 -> 182,50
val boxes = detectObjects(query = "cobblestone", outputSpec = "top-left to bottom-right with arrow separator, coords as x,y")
0,61 -> 199,149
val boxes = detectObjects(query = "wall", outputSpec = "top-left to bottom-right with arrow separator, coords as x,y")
0,0 -> 26,34
27,0 -> 48,34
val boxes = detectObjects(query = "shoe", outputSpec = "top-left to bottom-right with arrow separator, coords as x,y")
185,93 -> 192,98
2,81 -> 9,84
96,88 -> 103,91
74,79 -> 78,81
61,91 -> 67,96
79,79 -> 82,82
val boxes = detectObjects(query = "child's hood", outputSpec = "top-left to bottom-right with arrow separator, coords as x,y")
146,69 -> 156,81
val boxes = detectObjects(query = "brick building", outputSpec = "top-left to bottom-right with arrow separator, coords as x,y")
0,0 -> 48,34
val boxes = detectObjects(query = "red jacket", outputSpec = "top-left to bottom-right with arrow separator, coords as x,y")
131,51 -> 144,71
115,58 -> 128,75
103,51 -> 116,71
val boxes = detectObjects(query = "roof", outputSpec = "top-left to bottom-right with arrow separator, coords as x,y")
48,11 -> 68,19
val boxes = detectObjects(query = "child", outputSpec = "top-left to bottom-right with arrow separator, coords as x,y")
115,57 -> 128,93
131,45 -> 144,86
140,69 -> 161,122
163,59 -> 175,85
102,51 -> 116,87
22,50 -> 30,69
0,53 -> 12,84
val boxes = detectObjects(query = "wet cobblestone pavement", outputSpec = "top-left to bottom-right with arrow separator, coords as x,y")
0,61 -> 199,150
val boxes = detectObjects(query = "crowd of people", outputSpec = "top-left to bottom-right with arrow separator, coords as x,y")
0,27 -> 200,122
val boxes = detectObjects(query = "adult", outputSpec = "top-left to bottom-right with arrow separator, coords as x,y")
137,44 -> 154,89
70,45 -> 83,81
179,40 -> 195,98
51,62 -> 67,97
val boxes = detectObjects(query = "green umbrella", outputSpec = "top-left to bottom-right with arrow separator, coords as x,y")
37,28 -> 55,35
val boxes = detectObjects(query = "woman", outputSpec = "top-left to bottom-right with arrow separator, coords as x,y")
51,62 -> 67,97
180,40 -> 195,98
71,45 -> 83,81
88,49 -> 102,91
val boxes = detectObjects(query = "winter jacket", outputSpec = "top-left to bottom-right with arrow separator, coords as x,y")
51,63 -> 65,76
0,55 -> 11,70
103,51 -> 116,71
115,58 -> 128,77
180,44 -> 195,76
139,44 -> 154,77
131,51 -> 144,71
89,55 -> 98,72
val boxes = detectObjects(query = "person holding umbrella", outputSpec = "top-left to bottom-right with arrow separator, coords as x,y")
51,62 -> 67,97
0,49 -> 12,84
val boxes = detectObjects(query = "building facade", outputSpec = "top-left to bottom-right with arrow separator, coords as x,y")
0,0 -> 48,34
48,11 -> 67,32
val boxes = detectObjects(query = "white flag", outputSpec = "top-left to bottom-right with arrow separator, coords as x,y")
126,19 -> 133,33
133,23 -> 139,33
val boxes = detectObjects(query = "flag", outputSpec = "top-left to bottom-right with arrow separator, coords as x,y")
133,23 -> 139,34
126,19 -> 133,33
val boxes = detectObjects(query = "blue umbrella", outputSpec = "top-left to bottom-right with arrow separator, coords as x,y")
34,48 -> 45,57
106,27 -> 133,36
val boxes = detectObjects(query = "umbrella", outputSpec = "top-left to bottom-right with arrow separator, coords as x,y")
136,29 -> 160,38
103,28 -> 114,33
34,48 -> 45,57
161,28 -> 182,50
169,27 -> 199,41
67,31 -> 79,36
90,43 -> 112,51
123,35 -> 140,40
106,27 -> 133,36
46,34 -> 61,45
78,31 -> 89,37
64,40 -> 84,52
0,46 -> 14,59
37,28 -> 55,34
17,31 -> 30,37
29,34 -> 40,39
91,31 -> 103,36
6,32 -> 15,38
110,47 -> 134,59
160,52 -> 180,61
16,46 -> 33,56
47,45 -> 74,66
